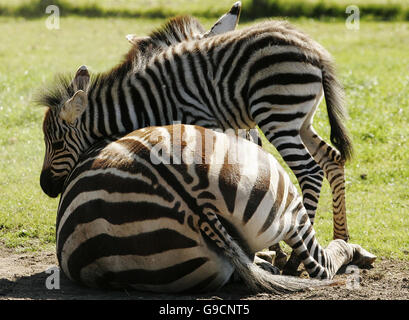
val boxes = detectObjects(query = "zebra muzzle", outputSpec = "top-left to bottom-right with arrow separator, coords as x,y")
40,168 -> 64,198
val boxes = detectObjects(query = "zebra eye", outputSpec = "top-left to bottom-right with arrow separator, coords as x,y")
52,141 -> 64,150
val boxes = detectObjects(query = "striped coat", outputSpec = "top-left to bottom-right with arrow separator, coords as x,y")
56,124 -> 375,293
38,17 -> 352,249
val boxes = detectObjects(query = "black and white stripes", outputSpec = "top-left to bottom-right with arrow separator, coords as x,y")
35,8 -> 367,291
54,125 -> 374,292
38,16 -> 352,245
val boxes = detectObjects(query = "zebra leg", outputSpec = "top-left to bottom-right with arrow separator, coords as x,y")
262,130 -> 324,273
199,209 -> 336,293
301,124 -> 349,241
259,130 -> 324,221
284,208 -> 376,280
280,127 -> 327,275
269,243 -> 288,270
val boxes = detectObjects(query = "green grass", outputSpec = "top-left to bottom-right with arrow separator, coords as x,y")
1,0 -> 409,21
0,0 -> 253,19
0,12 -> 408,260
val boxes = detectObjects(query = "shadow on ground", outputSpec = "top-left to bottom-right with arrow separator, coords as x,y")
0,269 -> 253,300
0,249 -> 408,300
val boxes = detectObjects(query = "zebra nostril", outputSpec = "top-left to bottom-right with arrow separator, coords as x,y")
40,168 -> 52,196
40,168 -> 62,198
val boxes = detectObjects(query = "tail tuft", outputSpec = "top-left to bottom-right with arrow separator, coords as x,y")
321,58 -> 353,162
226,239 -> 333,294
201,212 -> 333,294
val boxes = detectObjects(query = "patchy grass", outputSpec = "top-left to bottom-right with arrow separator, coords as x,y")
0,14 -> 408,260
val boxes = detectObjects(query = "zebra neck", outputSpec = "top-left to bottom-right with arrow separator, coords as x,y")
85,74 -> 151,142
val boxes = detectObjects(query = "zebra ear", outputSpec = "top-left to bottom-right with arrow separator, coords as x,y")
126,34 -> 150,45
71,65 -> 90,91
60,90 -> 87,124
203,1 -> 241,38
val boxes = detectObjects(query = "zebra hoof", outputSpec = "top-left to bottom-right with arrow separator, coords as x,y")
282,266 -> 301,277
273,251 -> 288,270
351,244 -> 377,267
254,256 -> 280,275
282,254 -> 302,276
255,250 -> 276,264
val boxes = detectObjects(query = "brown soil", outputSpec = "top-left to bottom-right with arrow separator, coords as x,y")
0,247 -> 408,300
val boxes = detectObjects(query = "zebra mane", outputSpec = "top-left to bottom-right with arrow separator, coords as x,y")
113,15 -> 206,75
85,16 -> 205,94
147,15 -> 205,48
35,16 -> 203,109
34,72 -> 101,110
34,74 -> 74,109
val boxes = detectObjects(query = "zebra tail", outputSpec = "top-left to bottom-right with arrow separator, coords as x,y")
204,218 -> 333,294
224,238 -> 333,294
321,56 -> 353,161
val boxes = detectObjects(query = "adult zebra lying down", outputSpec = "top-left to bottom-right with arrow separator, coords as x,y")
54,124 -> 375,293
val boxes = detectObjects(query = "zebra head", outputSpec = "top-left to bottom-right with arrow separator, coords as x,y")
39,66 -> 90,198
38,3 -> 243,198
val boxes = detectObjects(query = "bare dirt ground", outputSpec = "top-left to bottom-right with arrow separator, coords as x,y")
0,247 -> 408,300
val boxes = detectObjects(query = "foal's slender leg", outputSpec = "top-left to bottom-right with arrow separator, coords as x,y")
283,127 -> 349,274
301,124 -> 349,240
262,132 -> 322,272
284,207 -> 376,279
281,91 -> 349,274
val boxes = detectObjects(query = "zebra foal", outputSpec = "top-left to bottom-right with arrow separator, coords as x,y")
54,123 -> 375,293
